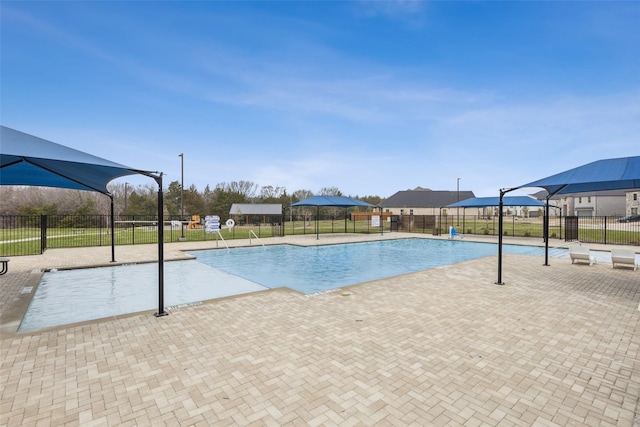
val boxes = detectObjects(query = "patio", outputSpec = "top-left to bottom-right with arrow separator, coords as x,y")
1,234 -> 639,426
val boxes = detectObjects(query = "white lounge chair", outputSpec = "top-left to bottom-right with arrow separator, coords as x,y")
569,245 -> 595,266
611,248 -> 638,270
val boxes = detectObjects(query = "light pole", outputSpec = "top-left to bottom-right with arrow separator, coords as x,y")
179,153 -> 185,241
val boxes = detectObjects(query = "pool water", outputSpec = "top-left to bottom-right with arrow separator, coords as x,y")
20,239 -> 568,331
19,260 -> 268,332
189,239 -> 564,294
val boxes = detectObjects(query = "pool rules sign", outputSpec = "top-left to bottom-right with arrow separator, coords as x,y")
205,215 -> 220,233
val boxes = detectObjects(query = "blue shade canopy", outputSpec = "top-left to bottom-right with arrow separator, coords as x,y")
292,195 -> 374,208
0,126 -> 152,195
447,196 -> 546,208
518,156 -> 640,195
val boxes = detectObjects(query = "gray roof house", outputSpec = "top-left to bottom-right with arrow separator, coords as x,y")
380,188 -> 475,215
531,189 -> 630,217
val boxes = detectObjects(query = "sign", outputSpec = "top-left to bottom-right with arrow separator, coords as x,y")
371,215 -> 380,227
205,215 -> 220,233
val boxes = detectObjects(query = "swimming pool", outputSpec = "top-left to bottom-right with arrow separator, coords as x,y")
20,239 -> 568,331
188,239 -> 566,294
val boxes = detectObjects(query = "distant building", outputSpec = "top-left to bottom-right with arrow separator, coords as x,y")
626,190 -> 640,216
379,187 -> 475,216
229,203 -> 282,225
530,190 -> 632,217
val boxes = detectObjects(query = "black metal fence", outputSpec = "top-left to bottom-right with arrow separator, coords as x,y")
1,213 -> 638,257
396,214 -> 640,246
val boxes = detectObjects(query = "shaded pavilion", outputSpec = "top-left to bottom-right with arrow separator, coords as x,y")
497,156 -> 640,284
446,196 -> 547,234
0,126 -> 169,317
447,196 -> 546,210
291,196 -> 376,239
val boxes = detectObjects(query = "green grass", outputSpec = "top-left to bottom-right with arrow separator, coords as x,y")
2,218 -> 638,256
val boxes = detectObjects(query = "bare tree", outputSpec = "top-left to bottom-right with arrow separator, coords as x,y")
293,189 -> 313,201
222,181 -> 258,199
318,186 -> 342,196
260,185 -> 285,201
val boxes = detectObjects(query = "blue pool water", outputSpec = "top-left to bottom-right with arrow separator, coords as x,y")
20,239 -> 568,331
188,239 -> 565,294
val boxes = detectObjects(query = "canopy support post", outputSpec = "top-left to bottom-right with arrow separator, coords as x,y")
110,195 -> 116,263
154,172 -> 168,318
344,208 -> 347,234
496,187 -> 518,285
542,185 -> 566,267
544,195 -> 551,266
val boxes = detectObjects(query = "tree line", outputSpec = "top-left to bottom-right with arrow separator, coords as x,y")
1,181 -> 383,219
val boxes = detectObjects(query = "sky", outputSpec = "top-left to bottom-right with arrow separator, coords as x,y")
2,1 -> 639,199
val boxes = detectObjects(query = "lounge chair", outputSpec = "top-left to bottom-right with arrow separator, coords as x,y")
448,226 -> 463,240
569,245 -> 595,266
611,248 -> 638,270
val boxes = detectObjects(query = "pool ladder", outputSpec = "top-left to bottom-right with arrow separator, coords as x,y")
249,230 -> 265,247
216,231 -> 230,250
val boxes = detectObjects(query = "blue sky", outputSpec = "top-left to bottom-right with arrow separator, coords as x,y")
2,1 -> 639,198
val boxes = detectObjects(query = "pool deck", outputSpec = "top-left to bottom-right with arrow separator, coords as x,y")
1,233 -> 639,426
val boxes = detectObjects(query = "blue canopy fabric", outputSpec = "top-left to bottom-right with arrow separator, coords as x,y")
447,196 -> 546,208
1,126 -> 168,316
497,155 -> 640,285
0,126 -> 152,195
292,195 -> 374,208
518,156 -> 640,196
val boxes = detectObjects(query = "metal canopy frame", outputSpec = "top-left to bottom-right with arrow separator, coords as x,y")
0,126 -> 168,318
291,196 -> 377,239
497,156 -> 640,285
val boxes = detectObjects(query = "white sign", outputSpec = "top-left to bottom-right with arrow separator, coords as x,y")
371,215 -> 380,227
205,215 -> 220,233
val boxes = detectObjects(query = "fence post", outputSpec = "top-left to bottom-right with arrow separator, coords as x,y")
40,214 -> 47,254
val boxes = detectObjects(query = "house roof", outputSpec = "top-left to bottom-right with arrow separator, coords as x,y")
380,190 -> 476,208
230,203 -> 282,215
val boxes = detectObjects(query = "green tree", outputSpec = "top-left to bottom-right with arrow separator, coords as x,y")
185,184 -> 205,217
211,186 -> 249,219
17,204 -> 58,216
59,199 -> 100,228
359,195 -> 383,206
165,180 -> 182,217
124,191 -> 157,216
202,184 -> 216,215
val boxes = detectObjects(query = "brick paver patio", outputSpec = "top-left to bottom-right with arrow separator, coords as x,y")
1,234 -> 639,426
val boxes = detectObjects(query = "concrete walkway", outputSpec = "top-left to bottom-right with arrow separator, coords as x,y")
1,233 -> 639,426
